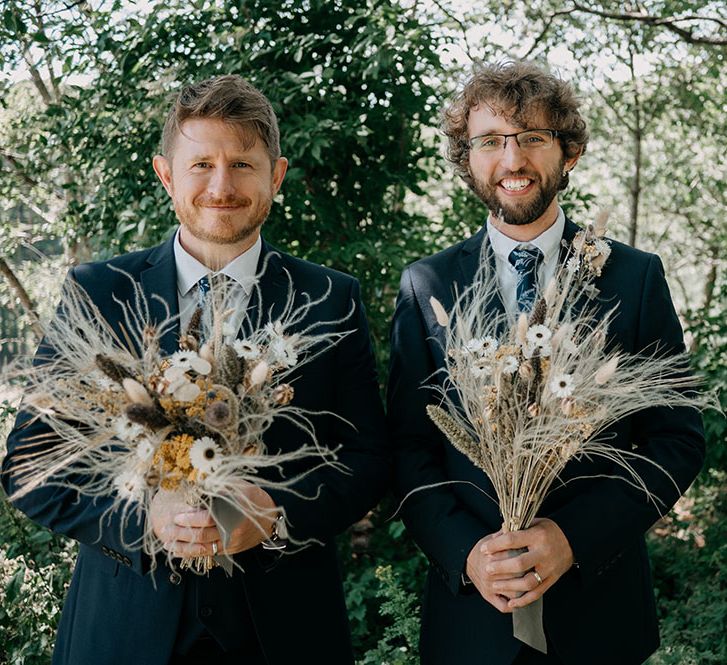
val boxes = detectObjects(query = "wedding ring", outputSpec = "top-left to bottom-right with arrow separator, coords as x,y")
211,541 -> 218,556
532,570 -> 543,585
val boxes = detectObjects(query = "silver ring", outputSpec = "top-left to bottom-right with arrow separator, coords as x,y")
532,570 -> 543,585
211,541 -> 218,556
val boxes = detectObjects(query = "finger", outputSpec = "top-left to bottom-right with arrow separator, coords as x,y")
486,593 -> 513,614
486,551 -> 537,577
174,510 -> 215,528
162,525 -> 220,544
507,583 -> 548,609
492,572 -> 542,595
482,530 -> 532,554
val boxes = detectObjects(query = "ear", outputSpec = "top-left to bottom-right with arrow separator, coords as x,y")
152,155 -> 174,197
563,147 -> 582,174
271,157 -> 288,195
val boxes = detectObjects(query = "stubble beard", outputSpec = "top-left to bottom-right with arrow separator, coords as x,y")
472,158 -> 564,227
176,194 -> 273,245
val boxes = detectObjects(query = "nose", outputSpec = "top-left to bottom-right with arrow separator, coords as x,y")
207,167 -> 236,198
499,136 -> 527,172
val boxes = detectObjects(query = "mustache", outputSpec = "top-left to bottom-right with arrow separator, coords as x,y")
194,196 -> 252,207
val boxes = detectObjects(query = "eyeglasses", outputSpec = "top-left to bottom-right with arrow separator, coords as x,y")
468,129 -> 559,152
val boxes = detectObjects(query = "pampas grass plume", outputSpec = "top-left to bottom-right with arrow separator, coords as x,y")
595,355 -> 619,384
123,378 -> 154,406
430,297 -> 449,327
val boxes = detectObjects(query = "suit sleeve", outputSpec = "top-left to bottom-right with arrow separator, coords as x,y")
548,255 -> 705,587
387,267 -> 487,595
266,278 -> 390,542
1,267 -> 147,576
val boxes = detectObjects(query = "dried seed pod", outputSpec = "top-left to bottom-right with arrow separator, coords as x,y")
145,468 -> 160,488
529,298 -> 547,327
95,354 -> 133,384
272,384 -> 294,405
125,403 -> 169,430
205,400 -> 232,428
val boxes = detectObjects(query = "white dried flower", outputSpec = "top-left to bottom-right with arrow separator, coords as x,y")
470,357 -> 492,378
526,325 -> 552,348
113,471 -> 145,501
189,437 -> 222,474
173,381 -> 201,402
549,373 -> 575,398
269,337 -> 299,368
465,336 -> 498,357
501,355 -> 519,375
566,257 -> 581,274
169,350 -> 211,375
233,340 -> 261,360
114,417 -> 144,442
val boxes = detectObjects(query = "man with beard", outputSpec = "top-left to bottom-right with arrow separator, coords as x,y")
3,75 -> 388,664
387,61 -> 704,664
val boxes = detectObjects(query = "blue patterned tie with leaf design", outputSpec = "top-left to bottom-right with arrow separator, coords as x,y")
508,246 -> 544,313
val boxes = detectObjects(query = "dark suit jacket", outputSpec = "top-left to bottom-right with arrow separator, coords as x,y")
387,219 -> 704,665
2,234 -> 389,665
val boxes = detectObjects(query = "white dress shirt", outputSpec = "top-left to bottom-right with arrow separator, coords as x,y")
486,207 -> 565,318
173,230 -> 262,338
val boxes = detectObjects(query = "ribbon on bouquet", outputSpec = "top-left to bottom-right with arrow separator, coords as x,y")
507,547 -> 547,654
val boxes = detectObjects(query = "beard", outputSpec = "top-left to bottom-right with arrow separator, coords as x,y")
472,158 -> 564,226
175,193 -> 273,245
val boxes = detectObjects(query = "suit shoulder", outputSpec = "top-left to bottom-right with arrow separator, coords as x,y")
274,250 -> 358,291
70,245 -> 159,285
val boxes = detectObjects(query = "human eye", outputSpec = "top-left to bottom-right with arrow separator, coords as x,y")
231,161 -> 250,168
519,131 -> 551,147
192,161 -> 212,169
472,135 -> 502,151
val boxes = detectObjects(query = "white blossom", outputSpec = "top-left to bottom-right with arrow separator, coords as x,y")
233,340 -> 261,360
189,437 -> 222,474
549,373 -> 575,398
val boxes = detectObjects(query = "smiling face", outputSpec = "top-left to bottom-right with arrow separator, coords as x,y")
467,103 -> 579,237
153,118 -> 287,268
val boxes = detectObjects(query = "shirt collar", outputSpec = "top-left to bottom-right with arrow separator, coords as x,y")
486,207 -> 565,265
174,229 -> 262,297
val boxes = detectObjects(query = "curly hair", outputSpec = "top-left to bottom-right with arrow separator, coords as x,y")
443,60 -> 589,191
161,75 -> 281,164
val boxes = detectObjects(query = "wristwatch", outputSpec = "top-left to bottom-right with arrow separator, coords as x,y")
262,513 -> 288,551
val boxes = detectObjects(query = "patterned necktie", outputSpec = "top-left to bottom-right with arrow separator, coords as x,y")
508,246 -> 544,312
196,274 -> 211,309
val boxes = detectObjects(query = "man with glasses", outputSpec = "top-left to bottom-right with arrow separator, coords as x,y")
388,61 -> 703,664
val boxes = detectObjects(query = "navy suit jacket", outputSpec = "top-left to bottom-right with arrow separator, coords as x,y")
387,219 -> 704,665
2,234 -> 389,665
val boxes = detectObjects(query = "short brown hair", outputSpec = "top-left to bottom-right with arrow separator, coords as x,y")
161,75 -> 281,163
443,60 -> 589,190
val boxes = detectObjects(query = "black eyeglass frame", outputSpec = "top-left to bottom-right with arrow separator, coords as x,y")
467,129 -> 561,151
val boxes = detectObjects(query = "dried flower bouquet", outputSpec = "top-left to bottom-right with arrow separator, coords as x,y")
5,265 -> 349,574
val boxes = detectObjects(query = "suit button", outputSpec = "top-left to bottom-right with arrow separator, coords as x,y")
200,606 -> 213,618
169,572 -> 182,585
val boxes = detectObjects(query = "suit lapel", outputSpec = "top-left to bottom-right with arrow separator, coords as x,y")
241,239 -> 289,337
140,235 -> 180,356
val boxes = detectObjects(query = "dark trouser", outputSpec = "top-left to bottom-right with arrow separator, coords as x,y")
512,645 -> 565,665
168,634 -> 267,665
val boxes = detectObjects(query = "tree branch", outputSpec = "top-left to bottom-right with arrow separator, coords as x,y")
0,256 -> 43,340
521,7 -> 578,58
571,2 -> 727,46
429,0 -> 475,62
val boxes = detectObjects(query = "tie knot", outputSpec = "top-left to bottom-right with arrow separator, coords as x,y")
508,246 -> 543,274
197,275 -> 211,297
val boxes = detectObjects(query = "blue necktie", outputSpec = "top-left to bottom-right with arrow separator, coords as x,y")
197,275 -> 211,308
509,246 -> 543,312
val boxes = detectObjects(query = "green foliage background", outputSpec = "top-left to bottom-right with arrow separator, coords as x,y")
1,1 -> 725,663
